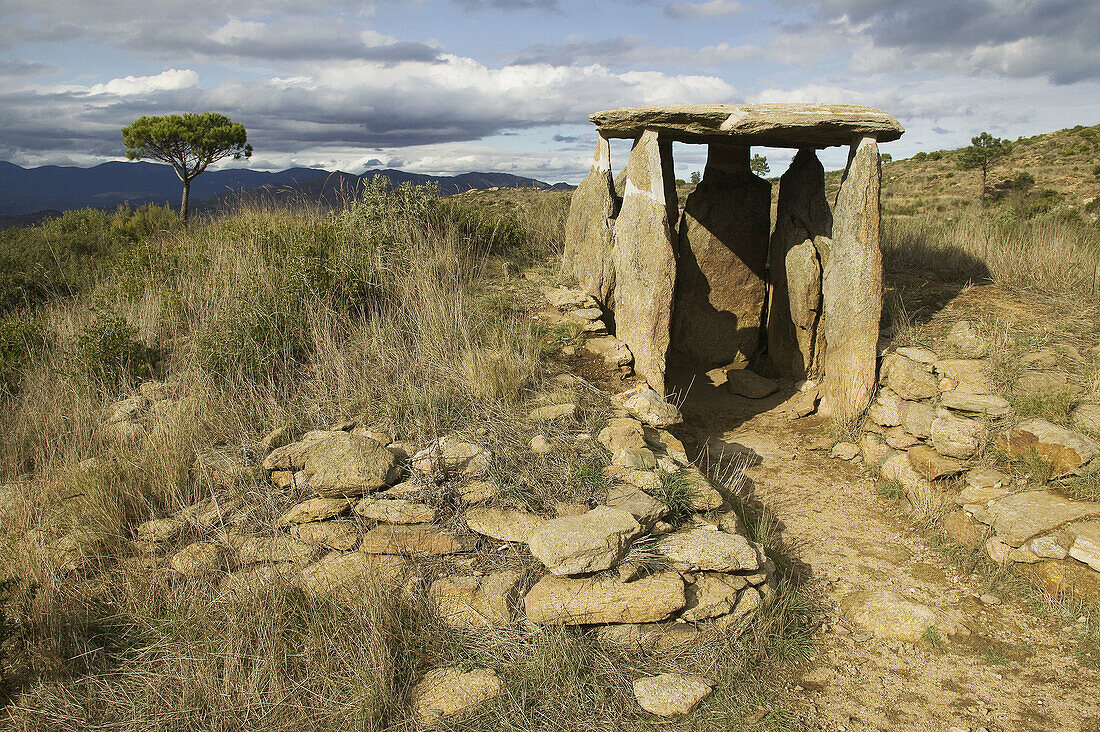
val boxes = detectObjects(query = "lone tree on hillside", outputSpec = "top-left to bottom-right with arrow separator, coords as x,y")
957,132 -> 1011,204
122,113 -> 251,224
750,153 -> 769,177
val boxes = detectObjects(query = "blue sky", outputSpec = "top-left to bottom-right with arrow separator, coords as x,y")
2,0 -> 1099,182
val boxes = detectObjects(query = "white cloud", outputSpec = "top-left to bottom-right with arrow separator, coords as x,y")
85,69 -> 199,96
665,0 -> 746,19
208,19 -> 266,44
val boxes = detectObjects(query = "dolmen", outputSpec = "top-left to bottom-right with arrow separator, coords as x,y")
561,103 -> 904,423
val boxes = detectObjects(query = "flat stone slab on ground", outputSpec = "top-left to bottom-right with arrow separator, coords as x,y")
429,570 -> 522,627
840,588 -> 938,643
359,524 -> 471,555
524,570 -> 685,625
353,497 -> 435,524
1067,521 -> 1100,571
655,527 -> 761,572
725,369 -> 779,399
633,673 -> 715,717
465,506 -> 547,543
527,506 -> 642,575
982,490 -> 1100,547
994,418 -> 1099,477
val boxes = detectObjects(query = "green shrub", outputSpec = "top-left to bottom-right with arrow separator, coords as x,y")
71,311 -> 154,390
0,315 -> 46,394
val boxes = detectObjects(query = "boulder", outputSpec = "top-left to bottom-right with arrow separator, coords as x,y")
939,391 -> 1011,418
994,418 -> 1099,476
931,411 -> 984,459
725,368 -> 779,399
134,517 -> 184,543
867,388 -> 903,427
884,426 -> 920,450
529,435 -> 553,454
582,336 -> 633,367
676,466 -> 725,511
633,673 -> 714,718
615,384 -> 682,427
655,528 -> 761,572
264,431 -> 399,498
840,589 -> 938,643
982,490 -> 1100,546
544,286 -> 597,311
353,497 -> 435,524
672,145 -> 770,368
274,498 -> 352,528
820,137 -> 883,423
610,130 -> 678,395
596,622 -> 701,651
767,148 -> 830,378
830,442 -> 860,461
411,436 -> 492,478
429,570 -> 521,627
523,570 -> 685,625
560,135 -> 618,306
886,356 -> 938,401
465,507 -> 547,543
1021,558 -> 1100,607
228,533 -> 316,565
859,434 -> 894,466
410,667 -> 504,725
527,506 -> 642,575
613,446 -> 657,470
359,524 -> 470,555
168,542 -> 228,576
1066,521 -> 1100,571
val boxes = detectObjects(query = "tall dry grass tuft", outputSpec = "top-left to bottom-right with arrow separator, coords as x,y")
883,211 -> 1100,297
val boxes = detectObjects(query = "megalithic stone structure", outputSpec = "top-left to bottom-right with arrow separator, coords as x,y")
767,148 -> 832,379
563,103 -> 901,425
611,130 -> 678,396
672,145 -> 771,369
821,136 -> 884,423
561,134 -> 618,306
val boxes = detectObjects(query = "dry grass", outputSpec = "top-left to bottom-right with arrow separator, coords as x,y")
0,187 -> 813,731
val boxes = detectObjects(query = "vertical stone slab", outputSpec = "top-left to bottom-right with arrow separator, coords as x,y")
766,148 -> 832,378
561,134 -> 618,306
821,136 -> 883,423
671,145 -> 770,369
611,130 -> 678,395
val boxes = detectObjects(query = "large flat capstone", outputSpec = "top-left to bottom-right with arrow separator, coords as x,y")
590,104 -> 904,147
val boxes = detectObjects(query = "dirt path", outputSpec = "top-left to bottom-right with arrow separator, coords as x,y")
675,382 -> 1100,732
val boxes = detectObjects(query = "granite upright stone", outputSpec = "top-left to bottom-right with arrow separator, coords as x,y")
561,134 -> 618,306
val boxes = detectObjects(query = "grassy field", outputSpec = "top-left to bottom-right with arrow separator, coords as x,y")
0,184 -> 816,731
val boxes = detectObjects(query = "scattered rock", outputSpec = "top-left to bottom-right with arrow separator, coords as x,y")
465,507 -> 547,543
867,389 -> 903,427
354,497 -> 435,524
528,403 -> 577,422
840,589 -> 938,642
290,521 -> 361,551
681,572 -> 750,621
945,320 -> 988,358
1066,522 -> 1100,571
412,437 -> 493,479
359,524 -> 470,555
829,442 -> 860,461
1071,402 -> 1100,435
983,490 -> 1100,546
994,418 -> 1099,476
544,286 -> 597,311
725,369 -> 778,399
613,446 -> 657,470
943,511 -> 987,549
597,418 -> 647,452
884,426 -> 920,450
615,385 -> 682,428
1014,371 -> 1080,399
298,552 -> 408,598
633,673 -> 714,717
108,395 -> 147,424
527,506 -> 642,575
168,542 -> 228,576
605,484 -> 669,524
939,391 -> 1011,418
655,528 -> 761,572
887,356 -> 938,400
264,431 -> 399,497
583,336 -> 634,367
229,533 -> 316,565
934,359 -> 991,394
896,346 -> 938,364
429,570 -> 521,627
931,411 -> 985,459
134,517 -> 185,543
900,400 -> 935,440
410,667 -> 504,726
529,435 -> 553,454
274,498 -> 352,528
524,570 -> 685,625
907,445 -> 965,480
458,480 -> 498,503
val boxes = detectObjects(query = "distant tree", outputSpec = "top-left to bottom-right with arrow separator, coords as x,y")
675,178 -> 686,185
881,153 -> 893,163
122,113 -> 251,224
690,170 -> 702,184
1093,163 -> 1100,179
750,154 -> 769,177
957,132 -> 1012,204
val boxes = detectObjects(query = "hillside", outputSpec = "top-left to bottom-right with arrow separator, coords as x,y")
823,123 -> 1100,217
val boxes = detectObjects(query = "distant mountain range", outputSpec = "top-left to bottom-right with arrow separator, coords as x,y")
0,160 -> 573,217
